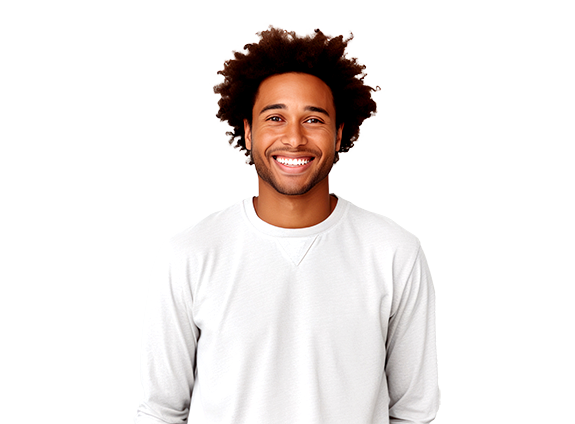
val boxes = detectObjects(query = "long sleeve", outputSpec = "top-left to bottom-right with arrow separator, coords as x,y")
386,245 -> 439,424
136,241 -> 199,424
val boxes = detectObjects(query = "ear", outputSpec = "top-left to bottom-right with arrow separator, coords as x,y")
244,119 -> 252,150
335,123 -> 344,151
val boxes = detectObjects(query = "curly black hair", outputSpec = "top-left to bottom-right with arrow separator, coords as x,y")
214,27 -> 378,164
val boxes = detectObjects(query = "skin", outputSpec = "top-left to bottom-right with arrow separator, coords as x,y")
244,72 -> 343,228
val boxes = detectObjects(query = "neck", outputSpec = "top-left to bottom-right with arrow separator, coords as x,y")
254,177 -> 337,229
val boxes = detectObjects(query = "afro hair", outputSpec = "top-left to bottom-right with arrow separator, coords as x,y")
214,27 -> 378,164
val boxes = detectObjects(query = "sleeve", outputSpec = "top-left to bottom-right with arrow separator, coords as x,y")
386,244 -> 439,424
135,240 -> 200,424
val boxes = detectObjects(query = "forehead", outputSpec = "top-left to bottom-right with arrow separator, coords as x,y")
253,73 -> 335,110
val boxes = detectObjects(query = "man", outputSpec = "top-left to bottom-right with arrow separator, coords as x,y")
136,28 -> 439,424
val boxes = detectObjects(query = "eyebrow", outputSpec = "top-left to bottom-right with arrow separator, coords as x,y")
259,103 -> 331,117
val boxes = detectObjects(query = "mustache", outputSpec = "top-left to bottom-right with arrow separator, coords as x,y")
266,147 -> 321,157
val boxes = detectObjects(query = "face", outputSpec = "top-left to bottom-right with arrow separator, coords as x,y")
244,72 -> 343,196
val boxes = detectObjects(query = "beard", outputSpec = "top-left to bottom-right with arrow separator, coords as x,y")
250,147 -> 336,196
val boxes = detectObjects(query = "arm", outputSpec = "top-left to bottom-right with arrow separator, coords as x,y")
386,245 -> 439,423
136,242 -> 199,424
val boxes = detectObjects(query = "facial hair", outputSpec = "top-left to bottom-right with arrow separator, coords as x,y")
250,147 -> 336,196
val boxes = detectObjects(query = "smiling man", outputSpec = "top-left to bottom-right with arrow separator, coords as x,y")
136,28 -> 439,424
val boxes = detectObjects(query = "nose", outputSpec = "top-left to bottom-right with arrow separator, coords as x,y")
281,122 -> 307,148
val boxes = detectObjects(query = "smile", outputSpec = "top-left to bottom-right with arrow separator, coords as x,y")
273,156 -> 314,167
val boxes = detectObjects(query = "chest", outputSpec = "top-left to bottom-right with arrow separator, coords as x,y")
191,234 -> 394,349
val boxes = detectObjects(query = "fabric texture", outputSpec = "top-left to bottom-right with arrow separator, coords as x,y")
136,196 -> 439,423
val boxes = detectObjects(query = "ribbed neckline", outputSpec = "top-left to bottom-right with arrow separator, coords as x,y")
242,195 -> 348,238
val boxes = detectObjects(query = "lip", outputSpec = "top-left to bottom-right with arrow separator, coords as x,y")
272,155 -> 315,174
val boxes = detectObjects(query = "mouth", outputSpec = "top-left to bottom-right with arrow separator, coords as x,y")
273,155 -> 314,167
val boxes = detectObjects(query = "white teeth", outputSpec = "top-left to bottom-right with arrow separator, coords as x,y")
275,157 -> 311,166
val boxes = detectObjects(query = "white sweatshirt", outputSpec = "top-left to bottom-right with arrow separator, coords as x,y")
136,196 -> 439,423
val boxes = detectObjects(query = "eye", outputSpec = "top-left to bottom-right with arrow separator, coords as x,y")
266,116 -> 283,122
304,118 -> 323,124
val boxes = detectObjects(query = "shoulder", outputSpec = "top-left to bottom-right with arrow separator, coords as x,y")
169,200 -> 247,257
342,200 -> 421,253
341,200 -> 426,289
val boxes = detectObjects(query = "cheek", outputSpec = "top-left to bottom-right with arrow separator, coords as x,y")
254,128 -> 280,146
317,131 -> 339,149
